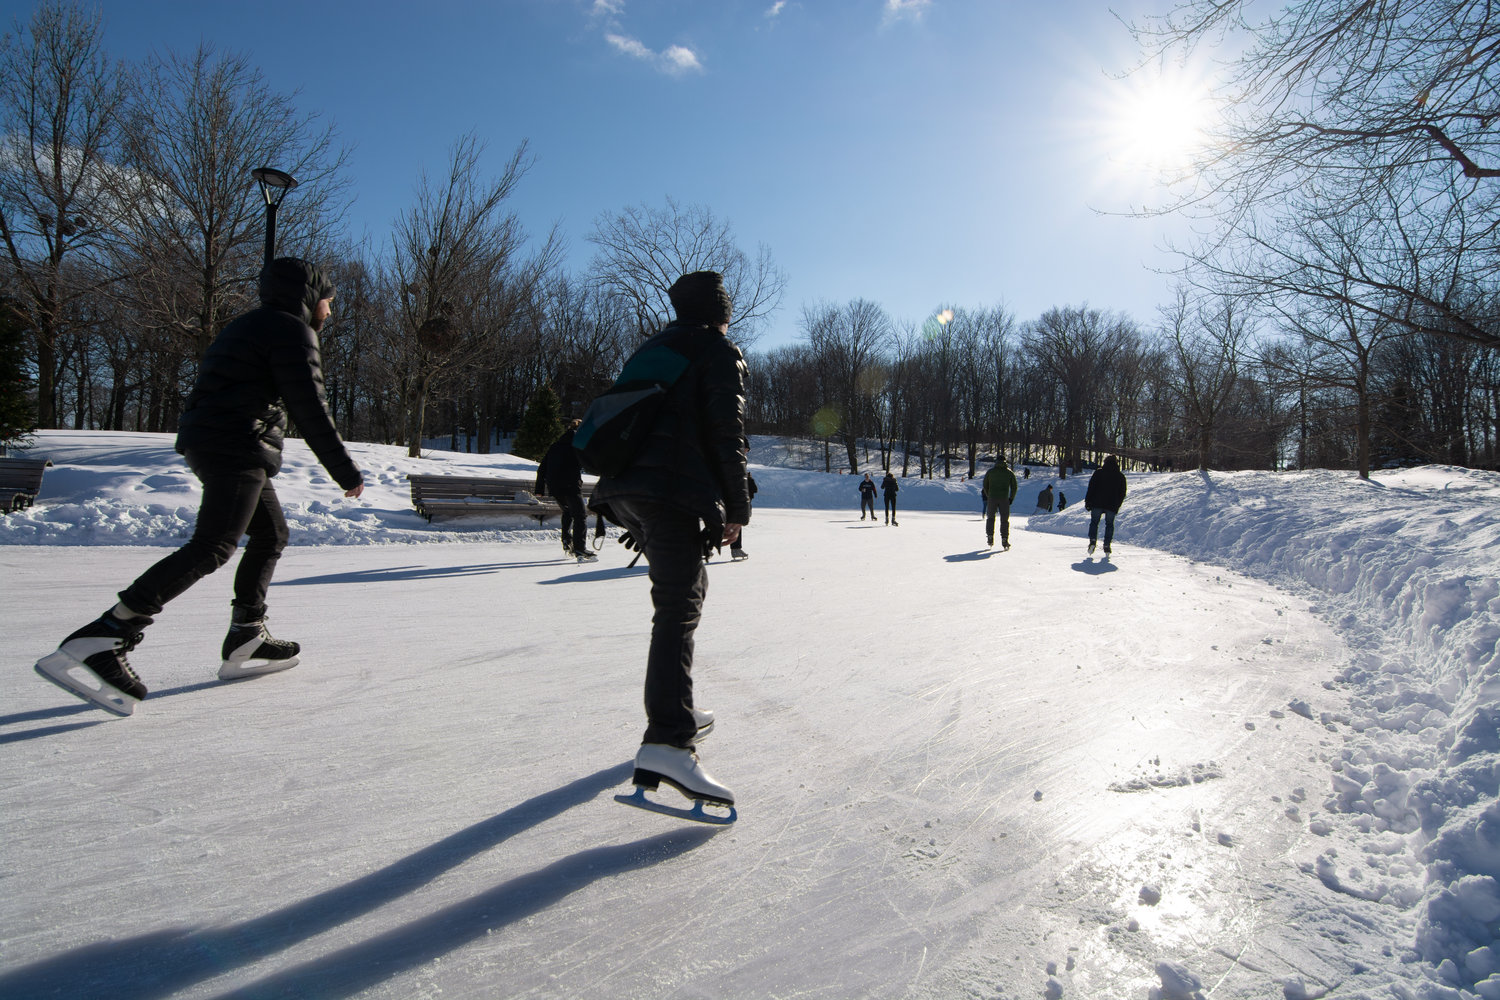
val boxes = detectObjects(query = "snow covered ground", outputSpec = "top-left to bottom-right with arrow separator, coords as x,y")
1,430 -> 1497,999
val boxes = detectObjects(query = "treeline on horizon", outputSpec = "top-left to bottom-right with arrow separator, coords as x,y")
2,1 -> 1498,481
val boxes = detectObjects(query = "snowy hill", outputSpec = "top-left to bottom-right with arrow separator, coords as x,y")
3,430 -> 1499,999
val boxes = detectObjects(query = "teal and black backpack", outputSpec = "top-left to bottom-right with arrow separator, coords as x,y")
573,339 -> 693,477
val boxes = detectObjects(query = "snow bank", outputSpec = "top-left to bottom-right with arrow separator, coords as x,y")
1032,466 -> 1500,996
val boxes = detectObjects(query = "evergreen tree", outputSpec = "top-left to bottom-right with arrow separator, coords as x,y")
513,385 -> 563,461
0,300 -> 35,448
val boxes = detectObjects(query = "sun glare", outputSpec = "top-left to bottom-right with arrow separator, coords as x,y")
1105,70 -> 1214,176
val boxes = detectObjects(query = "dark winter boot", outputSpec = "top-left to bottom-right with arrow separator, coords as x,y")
35,608 -> 154,715
220,604 -> 300,680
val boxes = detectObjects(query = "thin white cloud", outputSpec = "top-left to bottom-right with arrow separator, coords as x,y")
605,32 -> 652,60
766,1 -> 787,18
605,32 -> 704,75
591,0 -> 625,17
883,0 -> 932,24
661,45 -> 703,75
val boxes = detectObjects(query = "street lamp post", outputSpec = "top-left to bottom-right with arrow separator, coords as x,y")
251,167 -> 298,269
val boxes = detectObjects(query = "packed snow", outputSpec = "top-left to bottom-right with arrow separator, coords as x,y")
2,429 -> 1498,999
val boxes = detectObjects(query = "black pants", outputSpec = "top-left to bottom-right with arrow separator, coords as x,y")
557,489 -> 587,554
609,498 -> 706,748
860,494 -> 875,517
985,497 -> 1011,546
120,465 -> 288,616
884,494 -> 897,522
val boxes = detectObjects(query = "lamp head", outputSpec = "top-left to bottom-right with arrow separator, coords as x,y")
251,167 -> 298,206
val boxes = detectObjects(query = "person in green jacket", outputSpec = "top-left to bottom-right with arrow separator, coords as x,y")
981,457 -> 1019,550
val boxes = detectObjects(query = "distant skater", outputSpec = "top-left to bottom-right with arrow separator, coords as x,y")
1035,483 -> 1054,514
34,258 -> 365,716
982,457 -> 1018,549
881,471 -> 899,525
858,473 -> 877,520
537,419 -> 595,562
1084,455 -> 1128,556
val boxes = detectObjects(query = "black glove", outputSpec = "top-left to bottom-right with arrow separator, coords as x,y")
618,530 -> 639,552
700,526 -> 720,561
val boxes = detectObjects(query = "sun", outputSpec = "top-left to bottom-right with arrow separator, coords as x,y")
1104,68 -> 1214,176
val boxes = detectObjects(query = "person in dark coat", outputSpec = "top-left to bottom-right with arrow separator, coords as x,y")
881,471 -> 899,525
858,472 -> 877,519
537,419 -> 594,561
589,270 -> 748,809
730,472 -> 757,559
35,257 -> 365,715
1084,454 -> 1128,555
1035,483 -> 1055,514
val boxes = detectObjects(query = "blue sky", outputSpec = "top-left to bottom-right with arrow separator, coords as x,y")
31,0 -> 1203,349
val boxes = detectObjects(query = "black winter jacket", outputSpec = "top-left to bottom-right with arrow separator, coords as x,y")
1084,464 -> 1128,513
588,321 -> 750,531
536,429 -> 583,496
174,260 -> 361,490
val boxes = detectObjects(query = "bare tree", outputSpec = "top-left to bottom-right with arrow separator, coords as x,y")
1024,306 -> 1131,477
801,298 -> 891,473
119,43 -> 349,361
1138,0 -> 1500,350
0,0 -> 127,428
1162,287 -> 1248,470
389,133 -> 556,457
587,197 -> 786,346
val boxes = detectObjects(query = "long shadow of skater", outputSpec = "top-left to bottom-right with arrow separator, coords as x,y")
944,550 -> 994,562
8,680 -> 224,736
1072,558 -> 1118,576
0,762 -> 655,1000
536,564 -> 649,585
219,828 -> 715,999
274,563 -> 552,587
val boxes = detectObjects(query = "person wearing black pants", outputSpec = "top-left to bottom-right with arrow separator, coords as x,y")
881,471 -> 899,525
537,420 -> 593,561
35,258 -> 364,716
590,270 -> 750,812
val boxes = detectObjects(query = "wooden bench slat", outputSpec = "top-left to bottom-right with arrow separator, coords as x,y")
0,457 -> 51,512
406,472 -> 590,523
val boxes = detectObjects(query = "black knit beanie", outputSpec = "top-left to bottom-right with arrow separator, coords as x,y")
668,270 -> 732,325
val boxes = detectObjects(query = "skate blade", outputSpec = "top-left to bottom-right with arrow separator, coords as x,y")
614,786 -> 737,825
218,655 -> 300,681
34,652 -> 138,717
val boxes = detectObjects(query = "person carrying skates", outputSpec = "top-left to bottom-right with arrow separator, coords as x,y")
34,258 -> 365,716
589,270 -> 749,823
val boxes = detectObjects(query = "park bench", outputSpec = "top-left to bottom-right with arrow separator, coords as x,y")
407,473 -> 590,524
0,456 -> 51,513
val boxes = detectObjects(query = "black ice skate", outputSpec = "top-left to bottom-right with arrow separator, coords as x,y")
219,605 -> 300,680
34,610 -> 154,716
616,743 -> 736,824
730,546 -> 748,561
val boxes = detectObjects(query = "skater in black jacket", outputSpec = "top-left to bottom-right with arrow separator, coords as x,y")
537,420 -> 594,561
1084,455 -> 1128,555
881,471 -> 899,525
590,270 -> 748,816
35,258 -> 364,715
858,473 -> 877,519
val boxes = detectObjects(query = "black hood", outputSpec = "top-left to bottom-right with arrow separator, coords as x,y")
259,257 -> 334,325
